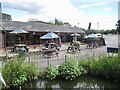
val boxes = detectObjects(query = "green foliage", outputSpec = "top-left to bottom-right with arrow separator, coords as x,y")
55,18 -> 63,25
17,52 -> 26,61
78,60 -> 92,73
90,56 -> 120,80
43,67 -> 58,80
48,22 -> 54,25
89,29 -> 117,35
64,22 -> 71,26
73,41 -> 81,46
116,20 -> 120,34
2,57 -> 39,87
24,62 -> 39,81
58,60 -> 83,80
2,58 -> 27,86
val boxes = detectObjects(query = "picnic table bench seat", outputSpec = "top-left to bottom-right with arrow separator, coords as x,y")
42,48 -> 59,56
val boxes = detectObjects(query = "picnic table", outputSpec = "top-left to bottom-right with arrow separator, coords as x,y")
12,44 -> 29,52
42,48 -> 59,56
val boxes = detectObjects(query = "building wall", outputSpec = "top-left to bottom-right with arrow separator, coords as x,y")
0,2 -> 3,49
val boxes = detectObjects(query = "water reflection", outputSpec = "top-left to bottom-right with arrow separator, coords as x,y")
20,75 -> 120,89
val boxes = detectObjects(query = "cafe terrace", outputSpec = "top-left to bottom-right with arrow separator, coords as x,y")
1,20 -> 85,48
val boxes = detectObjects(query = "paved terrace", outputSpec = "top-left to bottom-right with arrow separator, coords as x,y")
0,35 -> 118,59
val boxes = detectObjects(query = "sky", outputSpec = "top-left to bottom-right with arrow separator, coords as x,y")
0,0 -> 119,30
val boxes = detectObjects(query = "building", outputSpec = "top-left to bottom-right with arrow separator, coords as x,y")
2,13 -> 12,21
2,20 -> 85,47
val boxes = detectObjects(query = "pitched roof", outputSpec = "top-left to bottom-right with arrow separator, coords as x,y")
2,20 -> 85,34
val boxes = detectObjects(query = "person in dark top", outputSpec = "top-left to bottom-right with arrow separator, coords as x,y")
44,40 -> 49,48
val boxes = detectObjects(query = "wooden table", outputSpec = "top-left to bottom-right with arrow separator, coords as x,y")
42,48 -> 59,56
48,43 -> 60,51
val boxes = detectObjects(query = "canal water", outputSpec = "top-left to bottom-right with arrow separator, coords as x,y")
12,75 -> 120,89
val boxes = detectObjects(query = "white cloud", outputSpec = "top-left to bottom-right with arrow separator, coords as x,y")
1,0 -> 117,30
1,0 -> 85,24
70,0 -> 119,2
79,2 -> 109,9
104,7 -> 112,11
82,15 -> 117,30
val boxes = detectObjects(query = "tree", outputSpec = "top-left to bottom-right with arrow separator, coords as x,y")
48,22 -> 54,25
116,20 -> 120,57
55,18 -> 60,25
64,22 -> 71,26
116,20 -> 120,34
55,18 -> 64,25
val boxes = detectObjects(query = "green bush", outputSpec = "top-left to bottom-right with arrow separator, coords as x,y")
78,60 -> 91,74
24,62 -> 39,81
43,67 -> 59,80
58,60 -> 83,80
90,56 -> 120,79
73,41 -> 81,46
2,57 -> 39,87
2,58 -> 27,86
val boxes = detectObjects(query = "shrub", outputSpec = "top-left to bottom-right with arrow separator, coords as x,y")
90,55 -> 120,80
78,60 -> 91,74
2,58 -> 27,86
58,60 -> 83,80
24,62 -> 39,81
2,57 -> 39,87
73,41 -> 81,46
43,67 -> 58,80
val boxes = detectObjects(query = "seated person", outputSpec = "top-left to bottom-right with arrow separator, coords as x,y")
44,41 -> 49,48
19,47 -> 26,52
67,42 -> 74,52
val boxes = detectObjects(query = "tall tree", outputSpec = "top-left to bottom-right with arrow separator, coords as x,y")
116,20 -> 120,55
116,20 -> 120,34
55,18 -> 60,25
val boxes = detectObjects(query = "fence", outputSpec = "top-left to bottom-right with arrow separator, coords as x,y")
24,50 -> 107,69
0,47 -> 113,70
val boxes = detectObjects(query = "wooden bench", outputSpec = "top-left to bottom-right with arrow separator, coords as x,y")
12,44 -> 29,52
42,48 -> 59,56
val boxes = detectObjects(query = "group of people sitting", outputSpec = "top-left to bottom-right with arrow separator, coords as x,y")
86,41 -> 99,49
67,41 -> 81,52
42,40 -> 60,56
44,40 -> 60,51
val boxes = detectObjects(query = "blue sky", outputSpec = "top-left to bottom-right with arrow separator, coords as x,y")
1,0 -> 119,30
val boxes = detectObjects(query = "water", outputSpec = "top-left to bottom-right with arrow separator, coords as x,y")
13,75 -> 120,89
